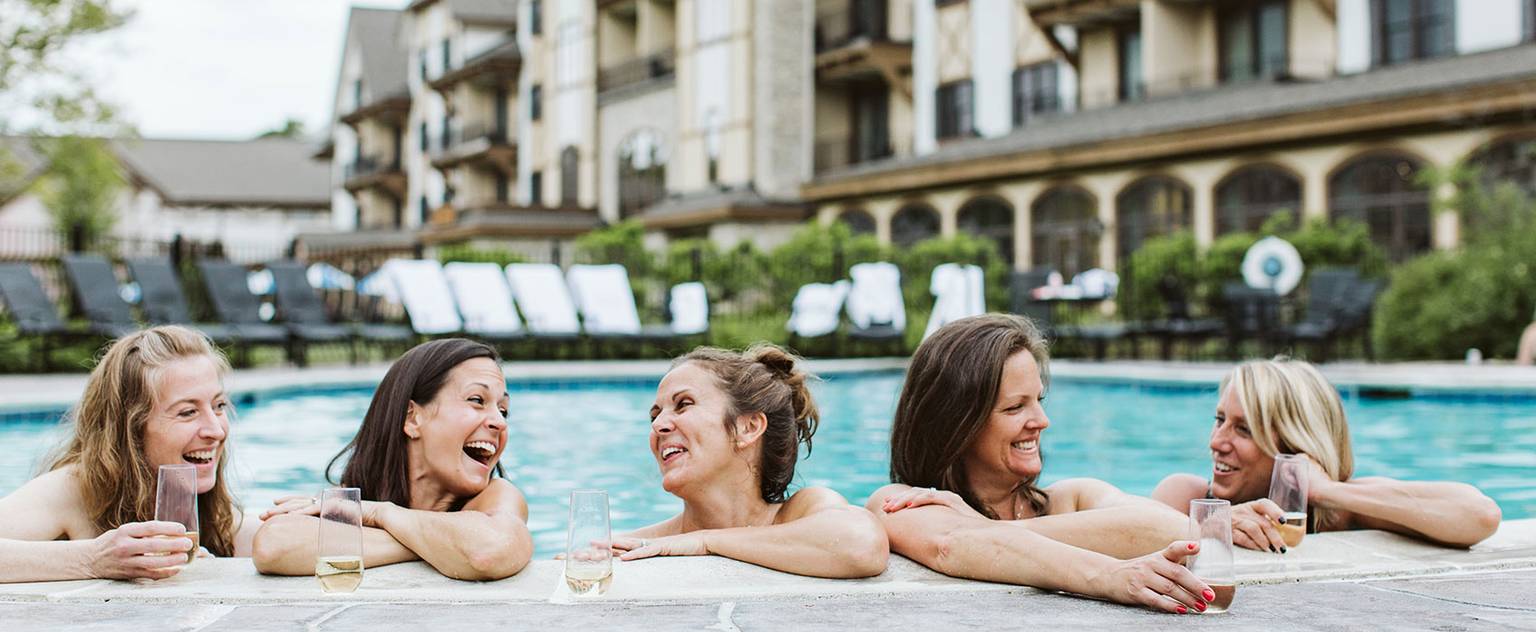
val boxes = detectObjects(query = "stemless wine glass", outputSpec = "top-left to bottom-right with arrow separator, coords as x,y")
1189,498 -> 1235,614
1268,453 -> 1310,548
154,464 -> 199,564
564,490 -> 612,597
316,487 -> 364,594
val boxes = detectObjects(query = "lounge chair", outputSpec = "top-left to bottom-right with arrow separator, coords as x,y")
125,256 -> 238,345
380,259 -> 463,336
195,260 -> 298,364
1143,277 -> 1222,360
443,261 -> 526,346
845,262 -> 906,351
1221,283 -> 1282,359
268,260 -> 407,365
59,254 -> 140,338
505,264 -> 583,354
668,282 -> 710,338
567,264 -> 681,352
787,280 -> 850,351
0,262 -> 76,370
924,263 -> 985,340
1278,268 -> 1359,362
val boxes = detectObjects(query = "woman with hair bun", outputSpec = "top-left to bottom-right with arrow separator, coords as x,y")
613,344 -> 889,578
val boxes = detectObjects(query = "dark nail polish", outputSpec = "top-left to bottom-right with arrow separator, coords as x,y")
1281,546 -> 1288,554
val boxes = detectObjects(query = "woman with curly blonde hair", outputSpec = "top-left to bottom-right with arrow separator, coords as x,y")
0,325 -> 258,582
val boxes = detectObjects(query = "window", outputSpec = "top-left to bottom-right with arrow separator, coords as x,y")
1012,62 -> 1061,128
1469,137 -> 1536,198
1118,28 -> 1144,102
1220,0 -> 1288,83
530,84 -> 542,121
417,197 -> 427,227
618,130 -> 667,219
1215,166 -> 1302,234
441,113 -> 452,150
1031,187 -> 1101,277
836,209 -> 876,235
1526,0 -> 1535,41
529,170 -> 543,206
1116,176 -> 1192,259
851,85 -> 890,163
419,51 -> 428,81
1329,153 -> 1431,261
419,122 -> 428,152
496,172 -> 509,203
891,204 -> 940,247
1372,0 -> 1455,67
530,0 -> 542,36
351,80 -> 363,110
935,80 -> 974,140
441,38 -> 452,74
957,197 -> 1015,264
560,146 -> 579,207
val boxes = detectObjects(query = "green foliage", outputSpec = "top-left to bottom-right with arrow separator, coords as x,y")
892,233 -> 1009,312
573,220 -> 655,279
256,117 -> 306,139
1196,231 -> 1259,312
1,0 -> 131,133
1120,231 -> 1198,319
35,135 -> 120,251
1286,217 -> 1387,278
662,239 -> 766,306
436,243 -> 526,267
763,222 -> 887,309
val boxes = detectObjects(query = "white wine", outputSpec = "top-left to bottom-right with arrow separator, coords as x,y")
1278,512 -> 1306,547
316,556 -> 364,593
153,532 -> 198,564
1205,583 -> 1235,613
564,565 -> 612,597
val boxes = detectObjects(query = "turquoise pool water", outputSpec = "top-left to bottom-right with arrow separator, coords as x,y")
4,372 -> 1534,557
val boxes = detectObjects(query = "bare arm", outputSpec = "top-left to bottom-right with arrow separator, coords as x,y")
370,479 -> 533,580
1018,479 -> 1192,559
0,470 -> 191,583
1318,476 -> 1502,547
251,513 -> 421,575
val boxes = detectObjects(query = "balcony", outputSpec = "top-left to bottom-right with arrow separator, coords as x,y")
430,122 -> 517,174
597,50 -> 676,95
814,137 -> 893,173
418,203 -> 602,243
339,93 -> 411,128
814,0 -> 910,94
428,40 -> 521,93
1022,0 -> 1141,29
342,155 -> 407,198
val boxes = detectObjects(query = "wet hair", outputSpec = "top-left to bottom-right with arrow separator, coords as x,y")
674,344 -> 819,504
889,313 -> 1052,519
328,338 -> 502,508
46,325 -> 240,556
1221,357 -> 1354,530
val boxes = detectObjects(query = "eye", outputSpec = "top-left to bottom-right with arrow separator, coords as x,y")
469,395 -> 485,406
675,398 -> 692,411
1235,424 -> 1252,437
178,408 -> 197,419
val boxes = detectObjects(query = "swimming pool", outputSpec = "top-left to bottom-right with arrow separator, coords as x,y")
3,371 -> 1534,557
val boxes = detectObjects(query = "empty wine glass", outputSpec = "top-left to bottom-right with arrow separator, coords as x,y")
154,464 -> 198,564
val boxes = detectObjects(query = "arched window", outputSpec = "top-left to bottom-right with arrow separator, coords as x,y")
836,209 -> 876,235
957,196 -> 1015,264
1031,186 -> 1101,276
1215,165 -> 1302,235
618,129 -> 666,219
891,203 -> 939,247
1329,152 -> 1431,260
560,146 -> 579,207
1116,176 -> 1192,258
1467,136 -> 1536,197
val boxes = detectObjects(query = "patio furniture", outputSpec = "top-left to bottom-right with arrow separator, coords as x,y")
59,254 -> 140,339
268,260 -> 411,364
505,263 -> 583,355
924,263 -> 984,340
0,262 -> 76,370
1143,277 -> 1222,360
195,260 -> 299,364
668,282 -> 710,339
567,263 -> 680,351
845,262 -> 905,352
1222,282 -> 1282,359
381,259 -> 463,337
442,261 -> 527,351
125,256 -> 238,347
1278,268 -> 1359,362
787,280 -> 850,351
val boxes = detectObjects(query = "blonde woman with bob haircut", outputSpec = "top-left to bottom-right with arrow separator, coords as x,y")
1153,358 -> 1502,551
0,326 -> 259,583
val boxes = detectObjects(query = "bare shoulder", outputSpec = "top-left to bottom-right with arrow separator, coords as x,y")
0,466 -> 87,539
1150,473 -> 1208,511
862,483 -> 913,512
463,478 -> 528,520
1041,478 -> 1127,514
779,486 -> 853,522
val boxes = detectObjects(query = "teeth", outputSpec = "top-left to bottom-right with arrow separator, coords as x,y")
1011,440 -> 1038,451
1214,462 -> 1236,473
184,449 -> 215,461
661,446 -> 684,459
465,441 -> 496,455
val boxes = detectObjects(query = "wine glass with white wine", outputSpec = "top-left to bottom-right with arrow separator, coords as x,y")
316,487 -> 364,593
1269,454 -> 1310,548
154,464 -> 199,564
1189,498 -> 1236,614
564,490 -> 612,597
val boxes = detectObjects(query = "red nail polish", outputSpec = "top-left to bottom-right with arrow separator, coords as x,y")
1194,602 -> 1206,612
1187,543 -> 1197,551
1176,606 -> 1187,614
1203,589 -> 1215,601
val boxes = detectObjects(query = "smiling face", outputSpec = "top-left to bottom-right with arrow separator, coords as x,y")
962,351 -> 1050,491
140,355 -> 230,495
405,357 -> 509,500
1210,384 -> 1275,502
649,362 -> 750,497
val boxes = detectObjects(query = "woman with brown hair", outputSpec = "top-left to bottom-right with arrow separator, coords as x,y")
252,338 -> 532,580
612,344 -> 888,578
867,314 -> 1214,614
0,325 -> 258,583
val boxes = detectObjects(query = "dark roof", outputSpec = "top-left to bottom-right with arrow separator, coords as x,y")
349,7 -> 410,105
407,0 -> 518,24
814,43 -> 1536,186
635,187 -> 809,228
112,138 -> 331,208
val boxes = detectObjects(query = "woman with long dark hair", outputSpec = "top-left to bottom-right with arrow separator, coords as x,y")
252,338 -> 532,580
611,344 -> 888,578
0,325 -> 257,582
867,314 -> 1213,614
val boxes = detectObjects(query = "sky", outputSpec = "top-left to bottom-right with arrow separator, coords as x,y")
74,0 -> 405,141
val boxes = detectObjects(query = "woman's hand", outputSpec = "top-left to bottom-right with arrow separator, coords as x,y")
86,521 -> 195,581
879,487 -> 986,519
1300,455 -> 1337,506
259,496 -> 393,528
1231,498 -> 1287,553
612,534 -> 708,561
1091,541 -> 1214,614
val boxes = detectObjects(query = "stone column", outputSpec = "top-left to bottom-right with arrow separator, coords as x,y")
999,181 -> 1043,270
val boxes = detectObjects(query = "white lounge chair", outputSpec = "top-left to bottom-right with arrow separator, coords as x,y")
384,259 -> 462,336
443,262 -> 525,341
669,282 -> 709,336
846,262 -> 905,345
567,263 -> 684,350
787,280 -> 850,339
924,263 -> 985,339
504,263 -> 582,339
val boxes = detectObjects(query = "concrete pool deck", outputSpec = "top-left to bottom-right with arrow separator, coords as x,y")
2,519 -> 1535,629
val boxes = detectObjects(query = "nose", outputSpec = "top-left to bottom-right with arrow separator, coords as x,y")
651,413 -> 674,434
1209,423 -> 1230,453
1025,406 -> 1050,431
198,406 -> 227,441
485,409 -> 508,432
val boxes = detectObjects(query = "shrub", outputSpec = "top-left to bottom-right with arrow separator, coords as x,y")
573,220 -> 656,280
892,233 -> 1010,312
764,222 -> 887,309
1119,231 -> 1199,319
662,238 -> 767,308
436,244 -> 526,267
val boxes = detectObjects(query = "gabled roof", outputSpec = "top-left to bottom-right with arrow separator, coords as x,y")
348,7 -> 410,106
407,0 -> 519,25
112,138 -> 331,209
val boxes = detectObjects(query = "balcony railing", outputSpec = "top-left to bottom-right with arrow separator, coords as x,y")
451,122 -> 510,147
597,50 -> 676,94
344,155 -> 402,181
814,138 -> 892,173
815,0 -> 890,52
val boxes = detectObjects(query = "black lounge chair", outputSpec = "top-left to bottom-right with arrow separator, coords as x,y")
1222,283 -> 1282,359
1279,268 -> 1360,362
125,256 -> 237,345
1143,277 -> 1223,360
59,254 -> 140,339
194,260 -> 298,364
267,260 -> 412,363
0,262 -> 76,370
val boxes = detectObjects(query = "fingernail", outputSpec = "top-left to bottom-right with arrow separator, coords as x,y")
1176,606 -> 1187,614
1194,602 -> 1206,612
1203,589 -> 1215,601
1187,543 -> 1196,551
1281,546 -> 1288,554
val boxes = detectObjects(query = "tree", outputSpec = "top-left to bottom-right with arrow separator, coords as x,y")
257,117 -> 306,139
0,0 -> 132,134
34,135 -> 122,251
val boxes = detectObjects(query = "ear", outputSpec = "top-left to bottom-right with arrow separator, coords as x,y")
403,401 -> 422,440
731,411 -> 768,450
